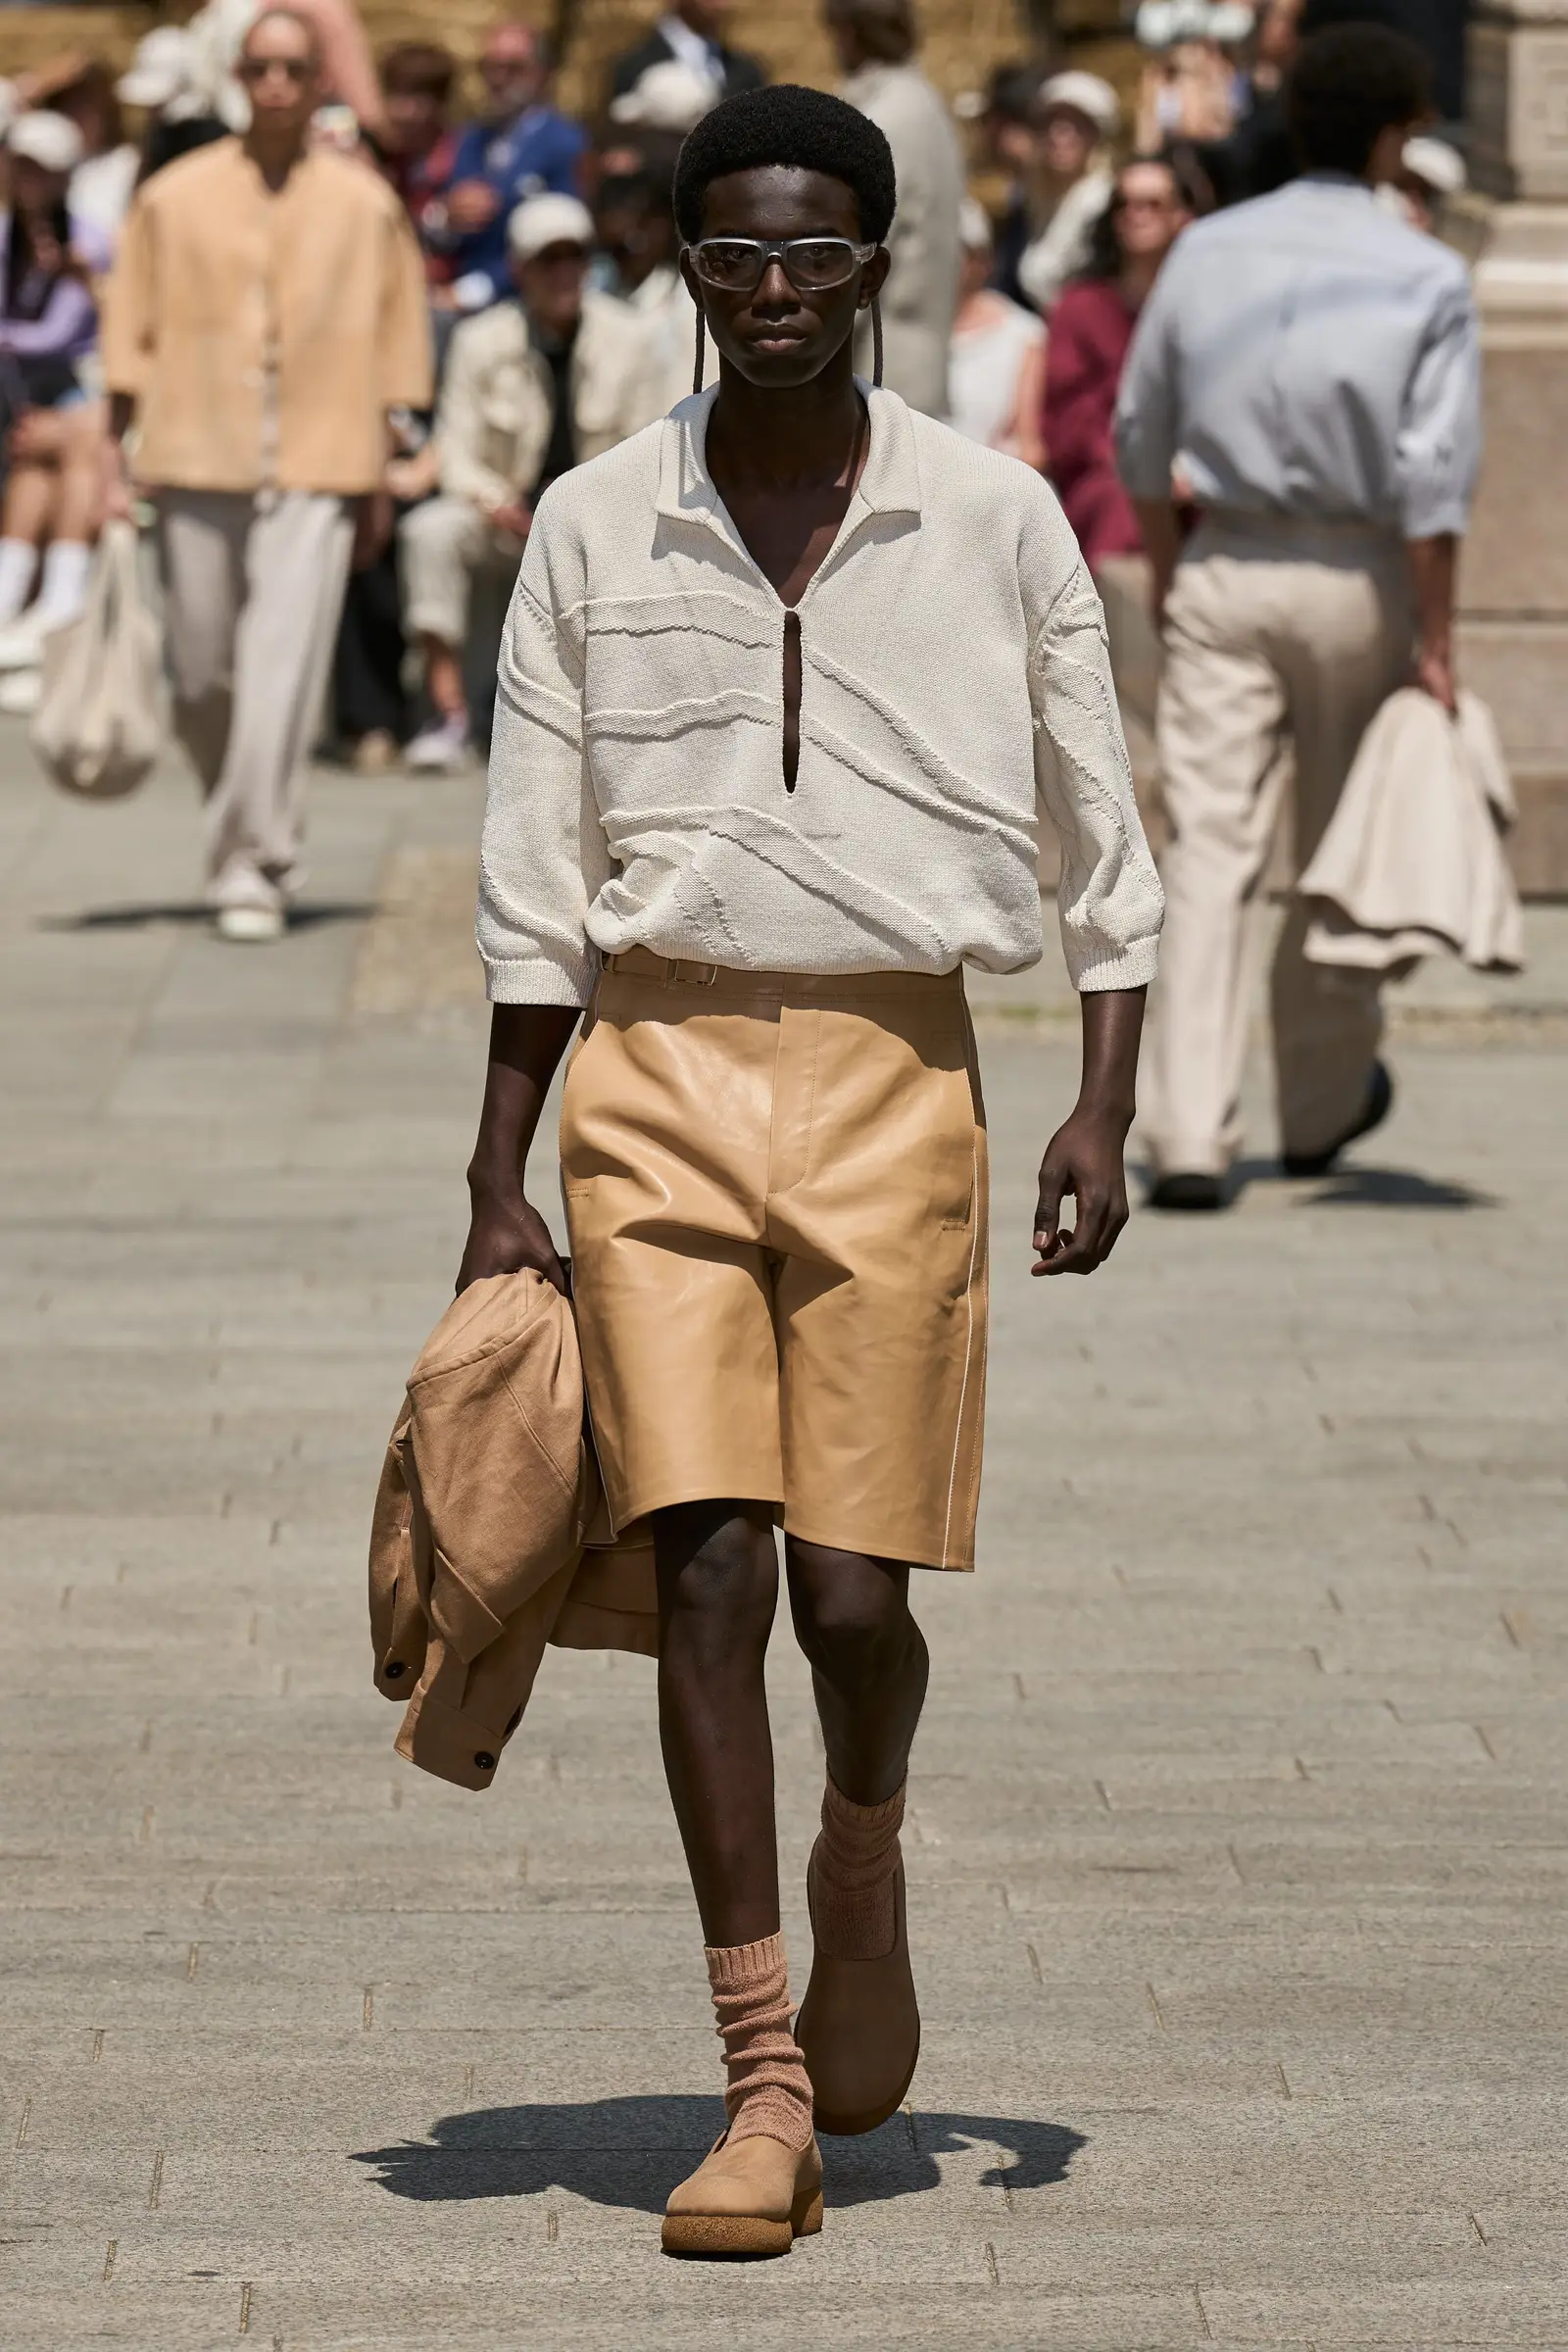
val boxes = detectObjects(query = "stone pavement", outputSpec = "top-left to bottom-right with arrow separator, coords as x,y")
2,731 -> 1566,2352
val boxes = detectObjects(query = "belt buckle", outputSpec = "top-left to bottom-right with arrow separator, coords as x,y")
671,958 -> 718,988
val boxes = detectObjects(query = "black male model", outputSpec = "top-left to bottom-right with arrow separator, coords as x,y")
458,84 -> 1163,2254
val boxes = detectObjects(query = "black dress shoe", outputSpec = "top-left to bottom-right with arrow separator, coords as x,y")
1282,1060 -> 1394,1179
1146,1172 -> 1225,1211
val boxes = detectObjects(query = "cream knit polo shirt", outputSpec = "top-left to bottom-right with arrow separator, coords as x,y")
478,383 -> 1163,1004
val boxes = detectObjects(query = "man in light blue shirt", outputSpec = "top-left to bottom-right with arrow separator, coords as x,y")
1114,24 -> 1481,1206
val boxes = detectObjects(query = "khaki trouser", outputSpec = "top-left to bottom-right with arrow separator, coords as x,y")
1141,514 -> 1413,1175
155,489 -> 354,910
399,494 -> 521,649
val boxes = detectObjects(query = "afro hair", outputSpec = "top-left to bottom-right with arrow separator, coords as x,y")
672,83 -> 897,246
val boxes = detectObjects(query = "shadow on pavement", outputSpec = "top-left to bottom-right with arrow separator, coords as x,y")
353,2098 -> 1086,2214
39,900 -> 375,932
1294,1165 -> 1494,1209
1222,1157 -> 1494,1210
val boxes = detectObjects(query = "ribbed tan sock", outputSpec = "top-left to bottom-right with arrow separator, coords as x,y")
811,1776 -> 906,1960
704,1931 -> 814,2149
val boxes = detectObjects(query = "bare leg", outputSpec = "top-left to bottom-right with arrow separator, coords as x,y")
785,1540 -> 929,1802
52,402 -> 105,544
2,455 -> 56,549
653,1498 -> 781,1946
419,631 -> 467,724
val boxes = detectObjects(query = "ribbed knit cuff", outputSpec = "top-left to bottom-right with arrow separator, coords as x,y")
1070,932 -> 1161,993
704,1931 -> 786,1989
704,1931 -> 813,2149
812,1776 -> 905,1960
481,951 -> 596,1007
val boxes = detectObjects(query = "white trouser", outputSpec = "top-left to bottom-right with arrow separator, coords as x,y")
155,488 -> 353,910
399,495 -> 522,650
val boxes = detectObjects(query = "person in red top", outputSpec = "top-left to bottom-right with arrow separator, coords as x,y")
376,43 -> 462,303
1042,149 -> 1202,566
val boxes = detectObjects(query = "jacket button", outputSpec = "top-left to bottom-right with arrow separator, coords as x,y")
473,1751 -> 496,1771
384,1661 -> 405,1679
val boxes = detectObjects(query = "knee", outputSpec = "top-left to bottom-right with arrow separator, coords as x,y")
656,1503 -> 776,1655
791,1578 -> 917,1692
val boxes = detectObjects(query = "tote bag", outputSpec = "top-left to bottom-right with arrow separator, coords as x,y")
31,520 -> 164,800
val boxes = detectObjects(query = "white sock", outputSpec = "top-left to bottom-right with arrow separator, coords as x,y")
0,537 -> 37,625
31,539 -> 92,627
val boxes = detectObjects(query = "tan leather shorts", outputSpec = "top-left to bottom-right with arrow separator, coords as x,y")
560,947 -> 989,1571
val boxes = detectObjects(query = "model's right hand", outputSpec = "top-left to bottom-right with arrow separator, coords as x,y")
456,1184 -> 568,1297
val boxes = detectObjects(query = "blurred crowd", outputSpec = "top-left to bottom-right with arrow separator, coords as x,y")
0,0 -> 1471,816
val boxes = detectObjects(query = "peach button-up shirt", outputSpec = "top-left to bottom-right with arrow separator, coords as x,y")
101,138 -> 433,498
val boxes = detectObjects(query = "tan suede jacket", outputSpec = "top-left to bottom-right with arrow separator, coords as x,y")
368,1271 -> 656,1791
101,138 -> 432,497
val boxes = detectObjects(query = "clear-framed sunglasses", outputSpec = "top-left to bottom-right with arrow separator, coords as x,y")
686,236 -> 878,294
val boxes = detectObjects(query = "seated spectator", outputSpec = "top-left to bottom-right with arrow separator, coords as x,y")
610,0 -> 765,107
1386,130 -> 1464,235
1016,71 -> 1119,315
25,56 -> 141,248
1193,0 -> 1298,202
118,28 -> 229,188
1133,0 -> 1253,150
960,61 -> 1044,308
377,41 -> 460,292
1043,150 -> 1200,566
400,193 -> 667,770
601,63 -> 719,407
949,197 -> 1045,466
443,24 -> 588,318
328,40 -> 459,769
0,111 -> 110,658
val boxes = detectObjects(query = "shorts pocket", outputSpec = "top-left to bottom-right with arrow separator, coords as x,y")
558,1024 -> 601,1197
931,1057 -> 982,1231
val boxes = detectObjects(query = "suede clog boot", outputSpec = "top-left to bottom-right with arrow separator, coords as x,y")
795,1780 -> 919,2135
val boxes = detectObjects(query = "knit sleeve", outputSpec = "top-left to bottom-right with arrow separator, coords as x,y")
1024,509 -> 1164,992
477,525 -> 608,1006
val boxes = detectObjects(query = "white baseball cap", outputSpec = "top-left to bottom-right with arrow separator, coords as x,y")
1037,71 -> 1121,139
609,59 -> 718,133
7,110 -> 85,174
118,26 -> 197,113
1400,134 -> 1466,197
508,191 -> 597,262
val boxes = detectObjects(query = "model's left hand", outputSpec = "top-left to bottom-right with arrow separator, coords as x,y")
1032,1106 -> 1132,1276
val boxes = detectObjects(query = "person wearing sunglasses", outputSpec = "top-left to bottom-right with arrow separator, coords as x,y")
100,8 -> 431,942
459,82 -> 1161,2255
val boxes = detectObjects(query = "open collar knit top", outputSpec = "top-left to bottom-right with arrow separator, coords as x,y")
477,383 -> 1163,1004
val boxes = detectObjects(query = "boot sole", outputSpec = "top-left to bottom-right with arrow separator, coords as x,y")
661,2186 -> 823,2258
811,2033 -> 920,2138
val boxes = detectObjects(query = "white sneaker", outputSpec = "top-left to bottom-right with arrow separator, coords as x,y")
405,712 -> 471,773
0,666 -> 42,715
215,903 -> 285,944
